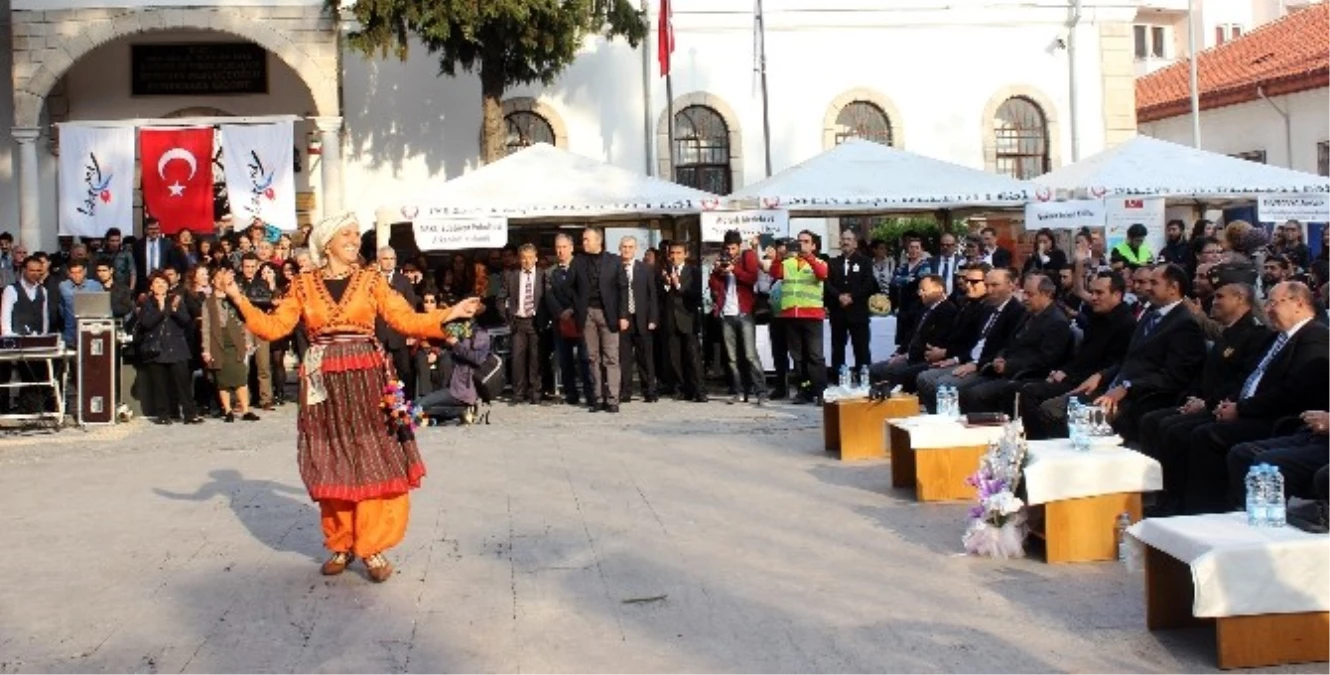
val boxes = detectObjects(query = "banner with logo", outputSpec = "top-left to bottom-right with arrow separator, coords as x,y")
1258,194 -> 1330,223
1023,199 -> 1104,231
219,122 -> 297,231
140,127 -> 215,235
413,216 -> 509,251
700,209 -> 790,242
58,125 -> 136,238
1104,197 -> 1166,255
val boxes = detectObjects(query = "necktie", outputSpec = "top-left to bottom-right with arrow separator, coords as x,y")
980,309 -> 999,338
149,240 -> 158,273
1241,333 -> 1290,399
844,258 -> 850,279
523,271 -> 535,317
1140,310 -> 1161,339
626,264 -> 636,314
942,258 -> 952,294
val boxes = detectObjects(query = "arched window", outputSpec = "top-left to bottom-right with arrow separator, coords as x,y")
504,110 -> 555,155
834,101 -> 893,146
993,97 -> 1050,179
673,105 -> 732,194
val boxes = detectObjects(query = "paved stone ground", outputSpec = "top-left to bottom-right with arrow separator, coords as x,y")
0,400 -> 1319,673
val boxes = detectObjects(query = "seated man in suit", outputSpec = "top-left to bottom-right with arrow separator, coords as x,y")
915,267 -> 1025,412
1065,264 -> 1206,444
1226,410 -> 1328,507
1182,282 -> 1330,513
869,274 -> 956,392
959,273 -> 1072,414
1022,271 -> 1136,439
1138,282 -> 1270,515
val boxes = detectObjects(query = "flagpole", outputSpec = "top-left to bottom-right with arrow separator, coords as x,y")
755,0 -> 773,177
666,71 -> 676,182
661,0 -> 676,182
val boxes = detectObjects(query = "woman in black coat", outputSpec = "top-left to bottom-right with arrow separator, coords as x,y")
1021,228 -> 1068,278
139,270 -> 203,425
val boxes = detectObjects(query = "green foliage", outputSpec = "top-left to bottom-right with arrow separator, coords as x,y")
864,216 -> 968,253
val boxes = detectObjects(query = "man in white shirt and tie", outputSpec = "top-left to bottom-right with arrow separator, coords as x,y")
1,257 -> 54,413
503,244 -> 547,405
935,233 -> 964,298
133,219 -> 180,295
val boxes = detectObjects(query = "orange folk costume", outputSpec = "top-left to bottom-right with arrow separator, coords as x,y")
232,269 -> 450,562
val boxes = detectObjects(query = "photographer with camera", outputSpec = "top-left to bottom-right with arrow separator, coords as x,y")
709,230 -> 766,405
762,230 -> 829,405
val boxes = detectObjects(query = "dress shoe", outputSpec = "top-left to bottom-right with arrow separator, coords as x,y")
588,403 -> 602,413
693,394 -> 709,403
621,396 -> 634,403
565,397 -> 581,406
223,412 -> 236,423
242,412 -> 261,422
321,551 -> 354,576
154,417 -> 174,426
605,404 -> 620,413
644,394 -> 659,403
769,389 -> 789,401
184,416 -> 205,425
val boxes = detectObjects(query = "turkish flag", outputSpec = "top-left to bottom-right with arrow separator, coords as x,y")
658,0 -> 673,77
140,127 -> 214,235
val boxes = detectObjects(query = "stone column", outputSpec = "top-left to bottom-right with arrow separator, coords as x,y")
13,127 -> 42,251
313,116 -> 344,218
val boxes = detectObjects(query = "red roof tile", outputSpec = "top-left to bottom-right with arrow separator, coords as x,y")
1136,3 -> 1329,123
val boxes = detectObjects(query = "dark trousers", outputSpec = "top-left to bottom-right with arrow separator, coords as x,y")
270,348 -> 288,403
1019,379 -> 1078,439
654,320 -> 677,395
387,345 -> 414,399
146,360 -> 196,420
1226,430 -> 1327,507
829,316 -> 871,374
785,319 -> 825,397
553,326 -> 592,402
539,326 -> 555,396
510,317 -> 541,401
668,328 -> 704,398
869,359 -> 928,392
1137,409 -> 1213,503
618,316 -> 657,399
960,375 -> 1024,415
768,318 -> 790,394
1184,418 -> 1276,514
414,350 -> 450,397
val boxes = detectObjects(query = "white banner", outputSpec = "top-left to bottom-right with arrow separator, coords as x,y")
1258,194 -> 1330,223
1105,197 -> 1166,255
413,216 -> 509,251
1023,199 -> 1105,230
219,122 -> 297,230
700,209 -> 790,243
58,125 -> 135,238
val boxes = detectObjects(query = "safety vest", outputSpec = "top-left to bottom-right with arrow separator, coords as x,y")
778,257 -> 825,319
1113,241 -> 1154,267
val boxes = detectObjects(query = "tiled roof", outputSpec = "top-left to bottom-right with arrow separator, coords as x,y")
1136,3 -> 1329,123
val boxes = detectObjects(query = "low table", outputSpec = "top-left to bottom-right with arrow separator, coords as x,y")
887,416 -> 1004,502
1129,513 -> 1330,669
823,395 -> 920,461
1023,439 -> 1162,563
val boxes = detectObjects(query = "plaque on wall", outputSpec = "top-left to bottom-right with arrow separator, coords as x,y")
131,43 -> 269,96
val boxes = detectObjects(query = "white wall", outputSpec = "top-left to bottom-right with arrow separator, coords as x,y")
0,0 -> 16,239
1139,87 -> 1330,173
341,0 -> 1135,227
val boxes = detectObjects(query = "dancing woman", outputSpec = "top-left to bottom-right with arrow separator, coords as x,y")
222,213 -> 480,582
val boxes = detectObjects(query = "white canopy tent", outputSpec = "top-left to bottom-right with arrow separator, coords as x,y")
724,138 -> 1038,216
1033,135 -> 1330,200
375,142 -> 720,225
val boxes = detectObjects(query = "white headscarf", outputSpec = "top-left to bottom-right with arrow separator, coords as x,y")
307,212 -> 359,268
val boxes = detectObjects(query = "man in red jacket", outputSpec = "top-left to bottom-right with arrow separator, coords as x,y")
709,230 -> 767,405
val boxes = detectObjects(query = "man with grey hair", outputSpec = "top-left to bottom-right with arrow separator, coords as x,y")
545,233 -> 594,405
618,236 -> 659,402
570,227 -> 629,412
375,245 -> 419,397
503,243 -> 547,405
957,273 -> 1071,413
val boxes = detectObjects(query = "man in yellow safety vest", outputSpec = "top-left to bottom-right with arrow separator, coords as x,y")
765,230 -> 830,404
1110,223 -> 1154,271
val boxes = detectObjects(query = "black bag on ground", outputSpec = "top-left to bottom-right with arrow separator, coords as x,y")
474,354 -> 505,404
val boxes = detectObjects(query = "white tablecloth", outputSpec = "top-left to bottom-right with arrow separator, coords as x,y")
756,316 -> 897,371
1128,512 -> 1330,618
1023,439 -> 1163,506
889,415 -> 1006,449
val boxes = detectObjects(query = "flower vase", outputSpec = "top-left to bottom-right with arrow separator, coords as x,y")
962,511 -> 1028,559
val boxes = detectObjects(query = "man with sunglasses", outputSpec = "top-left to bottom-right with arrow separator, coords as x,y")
915,266 -> 1025,413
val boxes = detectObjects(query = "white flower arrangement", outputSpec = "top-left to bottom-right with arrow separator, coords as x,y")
962,419 -> 1031,559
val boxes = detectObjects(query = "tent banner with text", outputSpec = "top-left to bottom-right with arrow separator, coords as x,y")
1023,199 -> 1105,231
1104,197 -> 1166,254
1258,194 -> 1330,223
58,125 -> 136,238
700,209 -> 790,242
413,216 -> 509,250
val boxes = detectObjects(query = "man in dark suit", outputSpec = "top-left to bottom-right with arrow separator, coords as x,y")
1134,282 -> 1270,515
502,243 -> 547,405
661,241 -> 707,402
869,274 -> 956,391
544,234 -> 593,406
960,273 -> 1072,414
1182,281 -> 1329,513
981,227 -> 1013,270
1069,264 -> 1206,444
571,227 -> 629,413
374,245 -> 419,397
1022,271 -> 1137,439
617,236 -> 659,402
826,229 -> 877,378
132,219 -> 186,295
915,267 -> 1025,412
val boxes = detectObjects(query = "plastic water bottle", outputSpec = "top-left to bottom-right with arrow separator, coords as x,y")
1245,465 -> 1265,527
1115,512 -> 1132,562
1067,398 -> 1082,443
938,386 -> 953,417
858,366 -> 871,395
839,365 -> 851,391
1268,465 -> 1287,528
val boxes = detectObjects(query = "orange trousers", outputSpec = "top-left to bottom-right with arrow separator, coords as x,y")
319,494 -> 411,558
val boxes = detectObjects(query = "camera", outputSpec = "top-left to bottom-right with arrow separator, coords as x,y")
718,251 -> 734,267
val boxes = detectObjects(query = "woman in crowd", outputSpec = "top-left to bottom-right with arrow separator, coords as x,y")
202,266 -> 259,422
138,270 -> 204,426
1021,227 -> 1067,277
183,264 -> 213,413
1270,221 -> 1311,270
175,230 -> 200,268
222,212 -> 480,582
267,261 -> 295,406
412,290 -> 452,396
197,239 -> 215,268
275,234 -> 293,265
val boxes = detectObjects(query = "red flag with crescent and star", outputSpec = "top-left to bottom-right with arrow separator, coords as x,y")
139,127 -> 214,235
